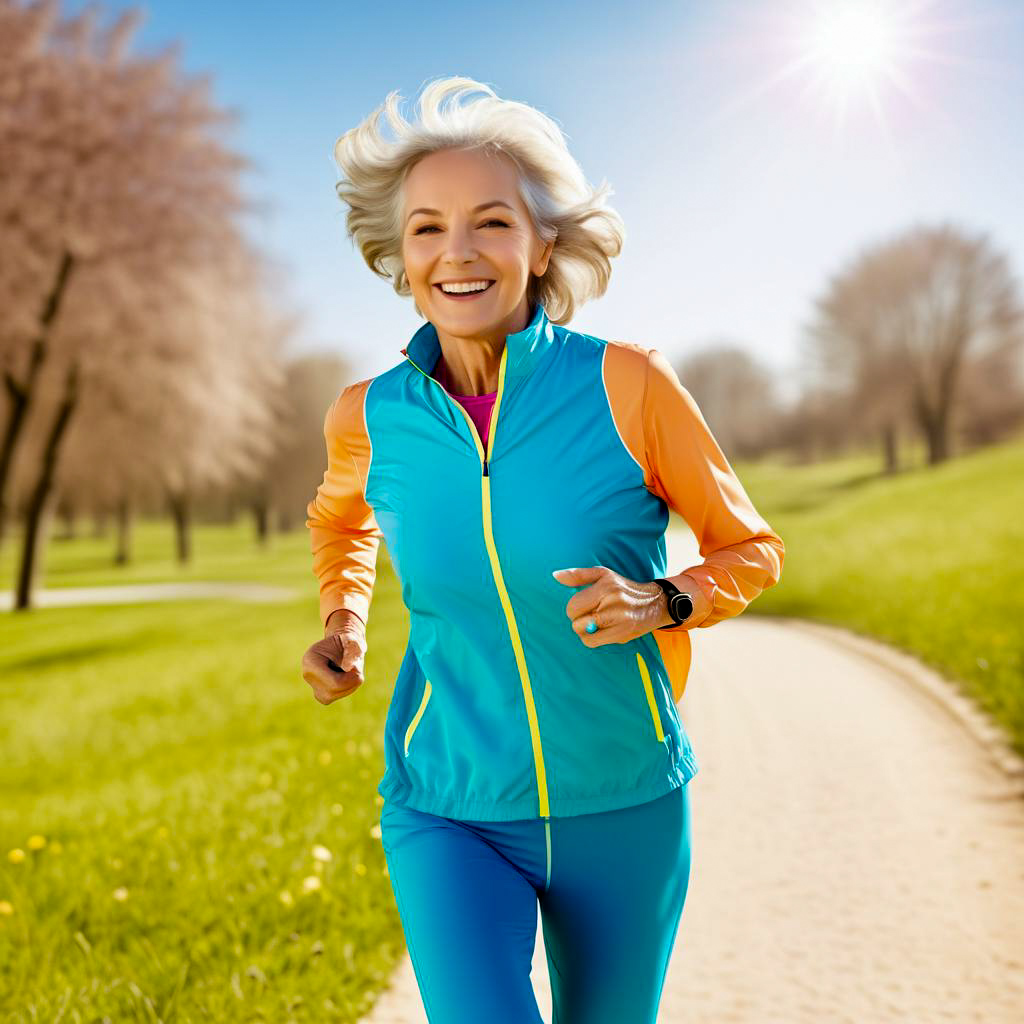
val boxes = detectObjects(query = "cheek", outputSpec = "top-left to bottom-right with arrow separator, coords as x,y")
402,250 -> 429,286
489,241 -> 531,275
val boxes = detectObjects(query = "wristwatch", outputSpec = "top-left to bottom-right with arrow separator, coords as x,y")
652,578 -> 695,629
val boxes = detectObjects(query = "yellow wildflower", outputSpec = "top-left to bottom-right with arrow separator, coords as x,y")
112,887 -> 129,901
301,875 -> 322,893
0,901 -> 13,915
7,850 -> 24,865
27,835 -> 46,851
317,749 -> 332,766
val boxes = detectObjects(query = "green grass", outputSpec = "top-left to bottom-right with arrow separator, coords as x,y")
1,526 -> 410,1021
732,431 -> 1024,759
1,428 -> 1022,1019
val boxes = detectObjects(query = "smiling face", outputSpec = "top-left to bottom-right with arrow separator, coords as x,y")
401,147 -> 554,346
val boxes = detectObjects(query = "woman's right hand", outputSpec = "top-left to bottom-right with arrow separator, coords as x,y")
301,608 -> 367,704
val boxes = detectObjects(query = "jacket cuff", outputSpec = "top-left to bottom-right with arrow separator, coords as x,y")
658,570 -> 716,631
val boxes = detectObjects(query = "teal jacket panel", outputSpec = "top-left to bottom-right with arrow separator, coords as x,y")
362,302 -> 697,821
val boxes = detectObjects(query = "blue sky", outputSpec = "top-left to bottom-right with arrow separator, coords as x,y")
64,0 -> 1024,401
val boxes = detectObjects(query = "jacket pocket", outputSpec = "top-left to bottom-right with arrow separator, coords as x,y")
404,679 -> 432,757
635,652 -> 665,742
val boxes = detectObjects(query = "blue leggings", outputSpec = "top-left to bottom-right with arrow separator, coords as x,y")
379,782 -> 692,1024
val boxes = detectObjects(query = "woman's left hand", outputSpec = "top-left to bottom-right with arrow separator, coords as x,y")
551,566 -> 678,647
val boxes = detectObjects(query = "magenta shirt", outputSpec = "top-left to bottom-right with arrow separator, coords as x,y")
435,359 -> 498,447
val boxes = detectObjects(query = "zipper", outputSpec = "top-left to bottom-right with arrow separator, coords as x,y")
635,651 -> 665,743
404,679 -> 432,756
405,345 -> 551,819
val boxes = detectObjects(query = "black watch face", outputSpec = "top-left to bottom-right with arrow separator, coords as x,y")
671,593 -> 693,622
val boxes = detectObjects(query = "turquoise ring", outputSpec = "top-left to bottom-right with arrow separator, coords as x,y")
585,619 -> 598,634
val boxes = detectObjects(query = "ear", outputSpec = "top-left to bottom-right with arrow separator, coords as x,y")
534,235 -> 556,278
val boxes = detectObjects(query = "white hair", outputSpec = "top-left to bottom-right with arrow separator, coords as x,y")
332,75 -> 626,324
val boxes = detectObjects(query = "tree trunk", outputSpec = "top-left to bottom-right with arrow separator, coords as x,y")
55,495 -> 77,540
13,360 -> 80,612
168,490 -> 191,564
253,496 -> 269,546
914,388 -> 951,466
0,249 -> 75,552
114,495 -> 133,565
925,415 -> 950,464
881,423 -> 899,474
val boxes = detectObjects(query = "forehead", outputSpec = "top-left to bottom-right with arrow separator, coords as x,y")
403,148 -> 522,208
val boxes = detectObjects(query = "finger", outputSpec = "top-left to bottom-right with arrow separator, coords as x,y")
326,634 -> 363,673
340,642 -> 364,673
552,566 -> 607,588
562,580 -> 594,620
572,606 -> 606,637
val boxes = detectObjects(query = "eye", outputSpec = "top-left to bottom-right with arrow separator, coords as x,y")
412,219 -> 510,235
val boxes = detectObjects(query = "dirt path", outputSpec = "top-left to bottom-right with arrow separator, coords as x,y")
363,540 -> 1024,1022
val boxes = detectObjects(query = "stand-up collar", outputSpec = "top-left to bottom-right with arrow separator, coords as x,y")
400,301 -> 556,381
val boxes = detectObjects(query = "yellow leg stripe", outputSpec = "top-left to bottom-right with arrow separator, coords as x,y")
544,819 -> 552,890
636,652 -> 665,742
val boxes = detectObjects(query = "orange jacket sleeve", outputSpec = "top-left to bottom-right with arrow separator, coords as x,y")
305,382 -> 382,631
642,347 -> 785,630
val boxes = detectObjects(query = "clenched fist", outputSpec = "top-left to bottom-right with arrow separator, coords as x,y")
301,608 -> 367,704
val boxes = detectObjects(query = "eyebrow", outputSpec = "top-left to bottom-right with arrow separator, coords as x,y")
405,200 -> 516,225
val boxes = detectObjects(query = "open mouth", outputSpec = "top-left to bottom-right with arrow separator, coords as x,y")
434,281 -> 495,299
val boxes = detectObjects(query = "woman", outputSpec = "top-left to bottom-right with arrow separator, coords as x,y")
302,76 -> 784,1024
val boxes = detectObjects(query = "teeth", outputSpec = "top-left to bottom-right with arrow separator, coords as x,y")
440,281 -> 491,294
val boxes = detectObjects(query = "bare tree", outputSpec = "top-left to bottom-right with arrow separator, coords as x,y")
677,340 -> 784,460
266,351 -> 359,534
804,221 -> 1024,467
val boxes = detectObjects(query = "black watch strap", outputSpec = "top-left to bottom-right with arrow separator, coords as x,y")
652,578 -> 695,628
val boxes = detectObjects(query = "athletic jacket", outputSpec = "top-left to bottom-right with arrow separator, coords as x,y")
306,301 -> 785,822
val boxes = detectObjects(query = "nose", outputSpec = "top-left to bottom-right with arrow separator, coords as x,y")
441,220 -> 478,266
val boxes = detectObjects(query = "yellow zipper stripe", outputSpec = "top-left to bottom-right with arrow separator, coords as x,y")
404,679 -> 432,756
405,347 -> 551,819
480,472 -> 550,816
636,651 -> 665,742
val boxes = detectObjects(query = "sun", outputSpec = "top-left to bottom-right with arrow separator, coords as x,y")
805,2 -> 900,90
706,0 -> 989,141
796,0 -> 908,111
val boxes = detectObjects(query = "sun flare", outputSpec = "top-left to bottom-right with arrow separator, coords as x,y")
706,0 -> 1007,143
779,0 -> 952,138
804,2 -> 901,91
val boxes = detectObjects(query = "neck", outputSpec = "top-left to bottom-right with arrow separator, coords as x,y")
434,296 -> 533,396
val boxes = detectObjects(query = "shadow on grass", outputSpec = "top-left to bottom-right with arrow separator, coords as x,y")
775,464 -> 923,515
